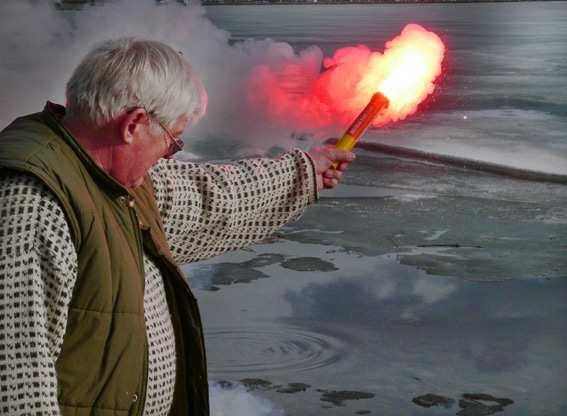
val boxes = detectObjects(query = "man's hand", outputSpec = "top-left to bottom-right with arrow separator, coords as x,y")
307,145 -> 356,191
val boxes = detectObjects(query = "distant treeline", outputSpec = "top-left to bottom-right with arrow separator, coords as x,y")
203,0 -> 560,4
54,0 -> 564,9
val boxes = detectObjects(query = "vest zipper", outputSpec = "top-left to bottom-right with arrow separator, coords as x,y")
126,198 -> 149,415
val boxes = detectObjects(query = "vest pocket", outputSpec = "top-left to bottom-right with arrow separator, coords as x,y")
56,307 -> 147,414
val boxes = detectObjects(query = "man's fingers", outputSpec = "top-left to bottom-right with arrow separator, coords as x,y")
323,169 -> 343,180
323,177 -> 338,188
337,161 -> 350,171
307,145 -> 355,190
328,149 -> 356,163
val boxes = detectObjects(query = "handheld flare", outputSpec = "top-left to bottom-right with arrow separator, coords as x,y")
333,92 -> 389,168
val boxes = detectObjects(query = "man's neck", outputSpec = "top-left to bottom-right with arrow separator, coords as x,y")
62,116 -> 117,176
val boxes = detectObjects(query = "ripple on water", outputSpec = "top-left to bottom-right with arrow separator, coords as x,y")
206,325 -> 346,376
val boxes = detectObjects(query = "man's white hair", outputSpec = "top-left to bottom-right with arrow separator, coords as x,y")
66,37 -> 207,128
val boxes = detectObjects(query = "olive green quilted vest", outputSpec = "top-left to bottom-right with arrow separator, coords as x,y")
0,103 -> 209,415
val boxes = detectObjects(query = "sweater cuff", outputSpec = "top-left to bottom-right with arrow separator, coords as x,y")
296,149 -> 319,203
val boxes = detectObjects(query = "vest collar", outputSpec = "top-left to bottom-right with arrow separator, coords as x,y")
42,101 -> 131,197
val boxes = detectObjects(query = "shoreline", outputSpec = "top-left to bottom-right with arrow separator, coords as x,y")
202,0 -> 565,4
56,0 -> 567,8
325,138 -> 567,185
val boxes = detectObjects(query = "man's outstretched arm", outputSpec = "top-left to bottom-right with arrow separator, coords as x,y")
149,147 -> 354,264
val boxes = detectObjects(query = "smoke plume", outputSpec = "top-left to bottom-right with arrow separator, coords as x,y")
247,23 -> 445,129
210,382 -> 284,416
0,1 -> 443,155
0,0 -> 328,153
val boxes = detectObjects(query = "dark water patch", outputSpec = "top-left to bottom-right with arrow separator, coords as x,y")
417,244 -> 483,249
462,393 -> 513,407
457,393 -> 514,416
412,393 -> 455,409
318,389 -> 375,407
239,378 -> 273,391
355,411 -> 371,415
281,257 -> 338,272
207,263 -> 269,287
412,393 -> 513,414
238,378 -> 311,394
276,382 -> 310,394
214,379 -> 236,389
398,252 -> 513,280
190,253 -> 286,290
244,253 -> 287,268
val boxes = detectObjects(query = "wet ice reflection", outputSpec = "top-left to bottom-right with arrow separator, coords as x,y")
206,324 -> 346,375
186,237 -> 567,415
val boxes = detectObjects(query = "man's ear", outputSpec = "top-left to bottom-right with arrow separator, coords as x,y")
120,108 -> 148,144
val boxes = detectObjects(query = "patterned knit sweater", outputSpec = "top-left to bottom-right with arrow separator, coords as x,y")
0,150 -> 317,415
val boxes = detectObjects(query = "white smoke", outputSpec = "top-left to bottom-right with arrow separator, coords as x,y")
0,0 -> 324,155
210,382 -> 284,416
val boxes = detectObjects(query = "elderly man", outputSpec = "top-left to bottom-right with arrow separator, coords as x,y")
0,38 -> 354,415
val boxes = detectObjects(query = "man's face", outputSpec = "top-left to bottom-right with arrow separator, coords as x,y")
117,112 -> 190,188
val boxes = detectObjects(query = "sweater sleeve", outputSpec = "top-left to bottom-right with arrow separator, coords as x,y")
149,149 -> 318,264
0,172 -> 78,415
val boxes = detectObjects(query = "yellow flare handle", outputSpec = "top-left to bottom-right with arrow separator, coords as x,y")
331,134 -> 357,169
335,133 -> 358,152
332,92 -> 389,169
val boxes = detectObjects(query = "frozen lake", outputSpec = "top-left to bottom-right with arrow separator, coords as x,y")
190,3 -> 567,415
188,155 -> 567,415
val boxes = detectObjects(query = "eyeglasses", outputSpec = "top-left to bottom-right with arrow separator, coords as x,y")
132,107 -> 185,158
156,119 -> 185,158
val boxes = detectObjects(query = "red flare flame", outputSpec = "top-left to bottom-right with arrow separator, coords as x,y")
246,24 -> 445,130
